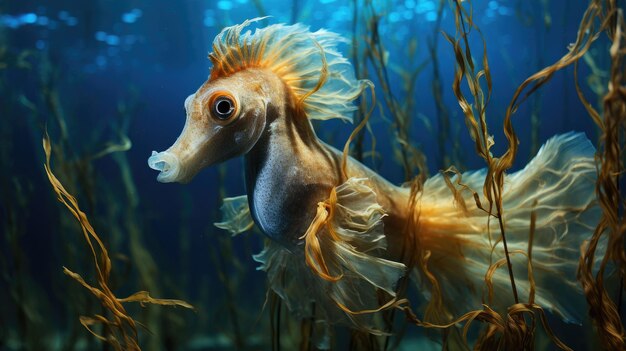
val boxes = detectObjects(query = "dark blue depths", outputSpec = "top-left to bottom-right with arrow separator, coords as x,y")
0,0 -> 608,350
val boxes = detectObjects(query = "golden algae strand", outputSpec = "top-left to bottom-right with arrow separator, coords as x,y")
442,0 -> 520,307
43,133 -> 193,350
577,4 -> 626,350
362,0 -> 429,181
378,0 -> 615,349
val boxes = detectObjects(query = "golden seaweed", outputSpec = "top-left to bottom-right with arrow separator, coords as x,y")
441,0 -> 522,310
361,1 -> 429,181
368,0 -> 625,349
577,3 -> 626,350
43,133 -> 193,350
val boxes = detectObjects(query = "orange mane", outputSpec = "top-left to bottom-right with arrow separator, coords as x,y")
208,18 -> 366,122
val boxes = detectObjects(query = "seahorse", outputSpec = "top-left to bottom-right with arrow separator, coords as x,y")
148,19 -> 599,340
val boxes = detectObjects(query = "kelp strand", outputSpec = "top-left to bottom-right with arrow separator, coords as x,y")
362,0 -> 429,181
442,0 -> 520,305
43,133 -> 193,350
380,0 -> 624,349
429,0 -> 453,169
577,4 -> 626,350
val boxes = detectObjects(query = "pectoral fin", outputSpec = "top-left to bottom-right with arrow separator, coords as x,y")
214,195 -> 254,236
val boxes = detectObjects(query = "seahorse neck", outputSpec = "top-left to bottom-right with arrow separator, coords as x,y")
243,95 -> 332,246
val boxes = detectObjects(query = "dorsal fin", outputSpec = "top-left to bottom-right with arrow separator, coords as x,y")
209,18 -> 365,122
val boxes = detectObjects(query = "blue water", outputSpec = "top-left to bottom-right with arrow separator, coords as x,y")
0,0 -> 608,350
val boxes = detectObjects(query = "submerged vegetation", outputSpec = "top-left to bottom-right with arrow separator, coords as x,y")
43,132 -> 194,350
1,0 -> 625,350
387,1 -> 625,350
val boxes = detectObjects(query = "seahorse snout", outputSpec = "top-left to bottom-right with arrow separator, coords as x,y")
148,151 -> 181,183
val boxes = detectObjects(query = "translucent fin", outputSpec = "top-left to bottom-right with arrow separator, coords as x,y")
330,178 -> 406,296
417,132 -> 601,324
214,195 -> 254,236
254,178 -> 405,333
253,242 -> 331,349
209,19 -> 365,122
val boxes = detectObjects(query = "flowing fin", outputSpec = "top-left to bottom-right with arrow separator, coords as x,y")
214,195 -> 254,236
254,178 -> 406,333
417,132 -> 601,324
209,18 -> 365,122
328,178 -> 406,296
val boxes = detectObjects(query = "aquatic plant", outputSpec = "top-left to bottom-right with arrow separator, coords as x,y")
514,0 -> 553,158
392,1 -> 625,350
0,44 -> 52,350
43,133 -> 194,350
428,0 -> 459,170
25,51 -> 194,349
114,95 -> 171,350
1,4 -> 254,350
576,2 -> 626,349
207,232 -> 260,349
0,140 -> 47,351
361,0 -> 429,181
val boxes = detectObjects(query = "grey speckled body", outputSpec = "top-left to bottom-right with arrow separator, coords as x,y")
240,71 -> 409,251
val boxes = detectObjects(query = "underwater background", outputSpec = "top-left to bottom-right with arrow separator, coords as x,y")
1,0 -> 624,350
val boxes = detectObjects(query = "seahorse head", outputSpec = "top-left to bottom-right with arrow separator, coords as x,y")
148,18 -> 364,183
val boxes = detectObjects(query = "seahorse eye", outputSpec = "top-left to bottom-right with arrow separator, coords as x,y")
214,97 -> 234,119
208,92 -> 238,123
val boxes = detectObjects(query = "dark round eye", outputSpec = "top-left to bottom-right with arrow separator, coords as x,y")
207,91 -> 239,124
213,97 -> 235,120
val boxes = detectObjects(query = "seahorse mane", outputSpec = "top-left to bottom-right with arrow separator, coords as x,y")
209,18 -> 365,122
